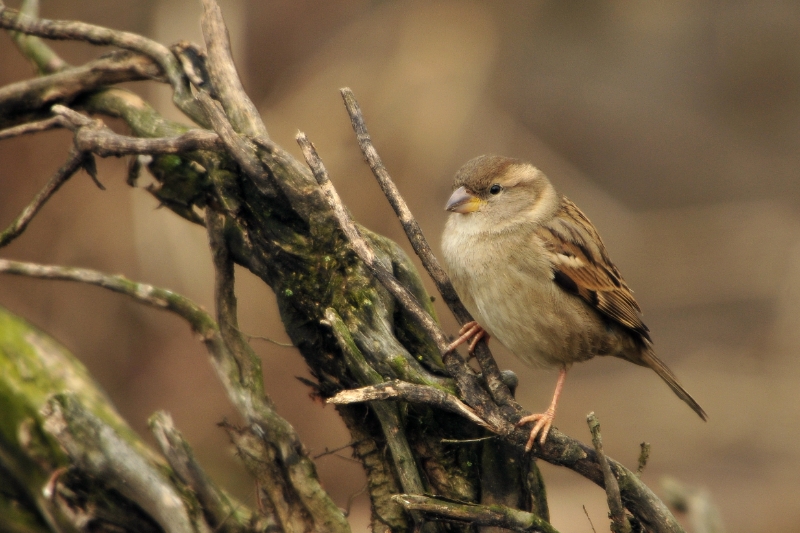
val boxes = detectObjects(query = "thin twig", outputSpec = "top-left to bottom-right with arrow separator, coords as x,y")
344,482 -> 368,518
0,148 -> 85,248
339,87 -> 516,408
312,441 -> 359,460
0,115 -> 67,140
583,505 -> 598,533
246,334 -> 294,348
340,87 -> 462,318
440,436 -> 495,444
393,494 -> 559,533
587,412 -> 631,533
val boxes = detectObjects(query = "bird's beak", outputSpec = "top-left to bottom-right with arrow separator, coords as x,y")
446,186 -> 482,213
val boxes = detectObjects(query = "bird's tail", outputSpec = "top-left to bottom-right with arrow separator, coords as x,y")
641,349 -> 707,421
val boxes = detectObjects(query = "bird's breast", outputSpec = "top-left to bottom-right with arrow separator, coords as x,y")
443,218 -> 605,367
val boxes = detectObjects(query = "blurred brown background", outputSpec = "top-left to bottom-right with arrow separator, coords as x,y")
2,1 -> 800,531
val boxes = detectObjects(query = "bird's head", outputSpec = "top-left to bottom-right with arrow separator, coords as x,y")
445,155 -> 559,232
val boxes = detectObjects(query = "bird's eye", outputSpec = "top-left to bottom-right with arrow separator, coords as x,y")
489,184 -> 502,195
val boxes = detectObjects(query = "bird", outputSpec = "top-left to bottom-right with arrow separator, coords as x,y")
441,155 -> 706,451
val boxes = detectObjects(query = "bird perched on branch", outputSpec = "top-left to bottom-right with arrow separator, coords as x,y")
441,155 -> 706,451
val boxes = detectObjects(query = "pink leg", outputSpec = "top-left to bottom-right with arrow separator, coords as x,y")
516,366 -> 567,451
446,321 -> 490,354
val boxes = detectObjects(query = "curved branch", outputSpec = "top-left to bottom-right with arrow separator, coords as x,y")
0,50 -> 163,128
49,105 -> 221,156
0,3 -> 202,123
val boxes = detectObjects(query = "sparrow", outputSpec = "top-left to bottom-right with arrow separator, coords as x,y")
441,155 -> 706,451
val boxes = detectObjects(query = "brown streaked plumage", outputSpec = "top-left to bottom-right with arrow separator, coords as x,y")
441,155 -> 706,450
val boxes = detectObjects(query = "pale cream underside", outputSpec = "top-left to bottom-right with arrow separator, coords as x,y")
442,210 -> 610,369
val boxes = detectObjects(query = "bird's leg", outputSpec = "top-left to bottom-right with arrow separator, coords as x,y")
517,366 -> 568,451
446,320 -> 490,355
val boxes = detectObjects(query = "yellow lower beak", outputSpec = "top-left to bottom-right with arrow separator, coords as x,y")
446,186 -> 483,213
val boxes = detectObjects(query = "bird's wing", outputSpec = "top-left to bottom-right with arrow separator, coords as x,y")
537,197 -> 651,342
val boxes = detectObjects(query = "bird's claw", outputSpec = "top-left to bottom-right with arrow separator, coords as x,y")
517,409 -> 556,451
446,321 -> 490,355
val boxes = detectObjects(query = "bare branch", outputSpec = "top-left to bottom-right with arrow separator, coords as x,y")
297,131 -> 450,354
324,308 -> 427,530
587,412 -> 631,533
8,0 -> 68,74
0,3 -> 203,124
340,87 -> 516,408
149,411 -> 270,533
328,381 -> 489,429
80,127 -> 221,156
0,149 -> 85,249
392,494 -> 559,533
0,51 -> 162,128
46,104 -> 221,156
196,90 -> 266,179
200,0 -> 267,138
0,256 -> 261,419
205,212 -> 351,533
206,209 -> 265,397
339,87 -> 459,317
0,115 -> 67,140
42,393 -> 198,533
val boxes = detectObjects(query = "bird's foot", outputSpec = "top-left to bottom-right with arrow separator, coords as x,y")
517,408 -> 556,451
446,321 -> 490,355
